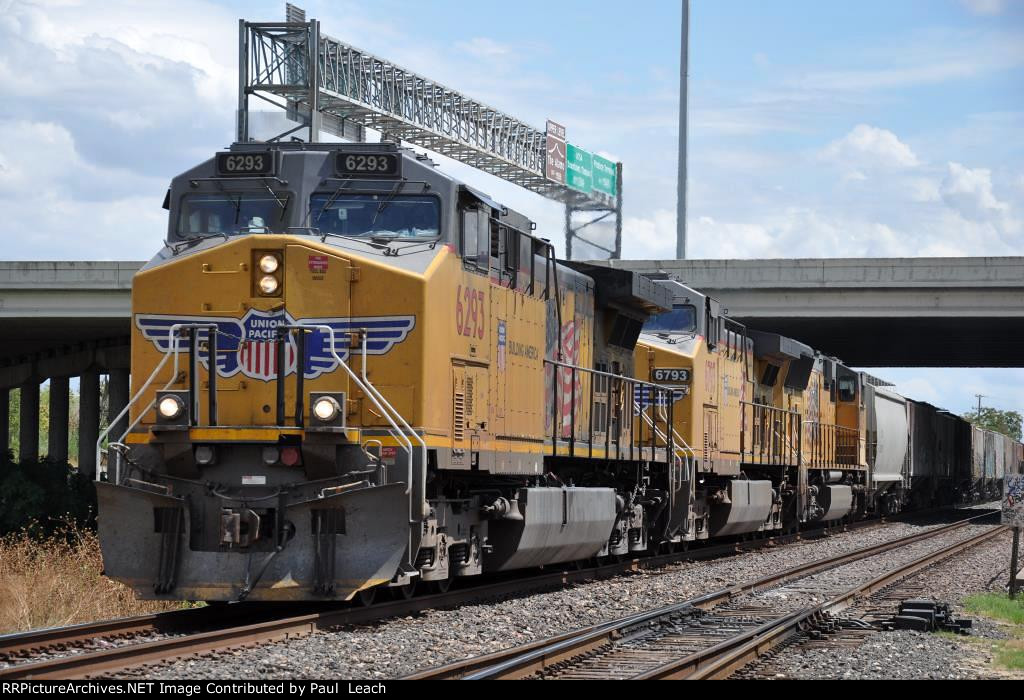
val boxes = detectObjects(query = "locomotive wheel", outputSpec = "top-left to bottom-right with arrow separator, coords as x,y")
394,580 -> 418,600
430,577 -> 453,594
355,587 -> 377,607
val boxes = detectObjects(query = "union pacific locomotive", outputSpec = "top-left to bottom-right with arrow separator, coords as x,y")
97,142 -> 1023,603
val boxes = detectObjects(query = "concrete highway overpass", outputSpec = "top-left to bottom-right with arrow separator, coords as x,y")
1,257 -> 1022,466
602,257 -> 1024,367
0,261 -> 136,472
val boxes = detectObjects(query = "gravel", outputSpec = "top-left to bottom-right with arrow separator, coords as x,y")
761,631 -> 1004,680
747,524 -> 1021,680
108,510 -> 1002,680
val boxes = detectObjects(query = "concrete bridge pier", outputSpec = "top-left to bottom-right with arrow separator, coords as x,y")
18,379 -> 39,462
107,368 -> 130,445
78,370 -> 101,479
48,376 -> 70,463
0,388 -> 8,458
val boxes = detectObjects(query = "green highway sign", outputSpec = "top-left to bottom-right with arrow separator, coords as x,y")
566,143 -> 593,194
592,154 -> 616,196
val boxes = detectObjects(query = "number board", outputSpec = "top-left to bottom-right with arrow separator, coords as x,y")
652,367 -> 691,384
216,151 -> 275,176
335,152 -> 401,178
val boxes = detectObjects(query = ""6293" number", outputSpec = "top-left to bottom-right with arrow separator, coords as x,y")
456,285 -> 486,339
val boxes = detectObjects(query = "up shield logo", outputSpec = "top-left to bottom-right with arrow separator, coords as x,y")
136,308 -> 415,381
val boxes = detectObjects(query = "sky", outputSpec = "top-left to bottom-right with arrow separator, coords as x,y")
0,0 -> 1022,420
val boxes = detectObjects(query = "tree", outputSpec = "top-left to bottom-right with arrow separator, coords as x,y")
963,407 -> 1023,441
7,383 -> 84,465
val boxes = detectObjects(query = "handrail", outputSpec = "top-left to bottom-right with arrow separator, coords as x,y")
359,331 -> 428,518
638,399 -> 697,540
545,357 -> 677,451
632,401 -> 675,465
740,400 -> 801,466
294,323 -> 422,570
801,419 -> 863,468
291,324 -> 414,495
634,400 -> 697,469
96,323 -> 193,483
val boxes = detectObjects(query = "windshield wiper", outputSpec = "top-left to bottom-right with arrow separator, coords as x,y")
368,181 -> 404,230
314,181 -> 352,225
169,231 -> 230,253
261,182 -> 289,212
317,230 -> 392,251
656,330 -> 697,344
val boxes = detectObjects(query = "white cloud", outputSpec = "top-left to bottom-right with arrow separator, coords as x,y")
960,0 -> 1008,15
820,124 -> 920,169
0,1 -> 241,258
0,118 -> 167,259
792,28 -> 1024,93
940,162 -> 1011,222
455,37 -> 512,60
871,368 -> 1024,419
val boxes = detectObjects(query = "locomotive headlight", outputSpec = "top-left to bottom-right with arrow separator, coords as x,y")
258,254 -> 280,274
155,390 -> 189,427
258,275 -> 279,295
312,396 -> 341,422
158,395 -> 185,419
308,392 -> 346,430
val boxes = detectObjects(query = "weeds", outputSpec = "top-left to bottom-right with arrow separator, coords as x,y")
964,593 -> 1024,625
996,640 -> 1024,671
0,524 -> 181,634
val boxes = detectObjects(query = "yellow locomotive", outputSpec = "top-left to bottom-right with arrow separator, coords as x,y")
97,142 -> 988,604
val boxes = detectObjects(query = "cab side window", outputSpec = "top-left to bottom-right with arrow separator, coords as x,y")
518,234 -> 532,294
838,377 -> 857,402
705,306 -> 719,351
461,208 -> 489,274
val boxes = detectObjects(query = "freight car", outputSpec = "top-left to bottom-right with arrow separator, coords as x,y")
96,141 -> 1022,603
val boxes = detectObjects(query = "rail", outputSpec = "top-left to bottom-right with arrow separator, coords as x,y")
646,522 -> 1006,679
408,510 -> 1001,679
3,505 -> 959,679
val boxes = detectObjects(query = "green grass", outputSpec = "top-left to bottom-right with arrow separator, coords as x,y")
960,593 -> 1024,673
965,593 -> 1024,625
995,642 -> 1024,671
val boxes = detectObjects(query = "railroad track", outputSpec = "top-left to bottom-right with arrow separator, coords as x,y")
0,507 -> 988,680
408,511 -> 1004,680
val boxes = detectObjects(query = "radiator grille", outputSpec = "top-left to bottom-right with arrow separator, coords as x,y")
453,391 -> 466,442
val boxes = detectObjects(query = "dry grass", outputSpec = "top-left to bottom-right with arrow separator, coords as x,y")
0,525 -> 182,634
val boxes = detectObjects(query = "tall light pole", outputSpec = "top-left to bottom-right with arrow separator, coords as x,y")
676,0 -> 690,259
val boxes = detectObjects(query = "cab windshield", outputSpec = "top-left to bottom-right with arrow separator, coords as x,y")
310,194 -> 440,239
178,192 -> 287,237
643,304 -> 697,333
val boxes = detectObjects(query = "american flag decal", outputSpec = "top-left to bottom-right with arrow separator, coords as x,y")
555,319 -> 581,438
238,339 -> 298,381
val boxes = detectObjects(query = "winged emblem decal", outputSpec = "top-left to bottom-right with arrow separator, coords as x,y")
136,309 -> 415,382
